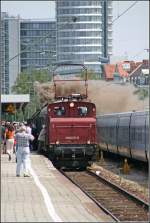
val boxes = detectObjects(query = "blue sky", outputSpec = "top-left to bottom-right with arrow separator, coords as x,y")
1,1 -> 149,61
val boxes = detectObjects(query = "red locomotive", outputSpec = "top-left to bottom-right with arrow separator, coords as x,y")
31,64 -> 97,169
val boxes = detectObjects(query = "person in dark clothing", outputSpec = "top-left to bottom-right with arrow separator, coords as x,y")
31,123 -> 38,150
37,125 -> 46,153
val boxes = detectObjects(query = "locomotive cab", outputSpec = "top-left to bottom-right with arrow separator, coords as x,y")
46,100 -> 97,168
54,106 -> 65,116
78,106 -> 88,116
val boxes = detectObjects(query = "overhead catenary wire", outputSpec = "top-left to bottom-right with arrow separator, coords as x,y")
1,17 -> 55,49
6,32 -> 55,64
3,1 -> 139,64
112,1 -> 138,24
1,25 -> 55,52
132,48 -> 149,60
4,16 -> 77,64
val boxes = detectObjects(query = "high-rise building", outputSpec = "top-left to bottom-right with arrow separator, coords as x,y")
0,12 -> 20,94
0,13 -> 56,94
56,0 -> 113,72
0,13 -> 6,93
20,20 -> 56,73
1,0 -> 113,93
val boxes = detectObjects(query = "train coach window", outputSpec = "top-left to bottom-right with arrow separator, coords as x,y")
54,106 -> 65,116
131,128 -> 135,140
78,106 -> 88,117
136,127 -> 143,142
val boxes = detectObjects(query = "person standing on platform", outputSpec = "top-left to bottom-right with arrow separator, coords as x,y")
25,121 -> 32,134
25,121 -> 33,151
5,124 -> 15,161
1,121 -> 6,154
15,125 -> 34,177
31,123 -> 38,151
37,125 -> 46,153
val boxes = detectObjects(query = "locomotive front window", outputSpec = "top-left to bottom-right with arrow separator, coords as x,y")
78,106 -> 88,117
54,106 -> 65,116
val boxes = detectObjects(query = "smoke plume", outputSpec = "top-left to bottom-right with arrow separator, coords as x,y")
34,80 -> 149,114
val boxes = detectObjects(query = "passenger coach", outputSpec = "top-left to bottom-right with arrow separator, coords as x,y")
96,111 -> 149,162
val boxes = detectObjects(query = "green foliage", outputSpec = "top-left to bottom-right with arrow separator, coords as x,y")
12,69 -> 51,120
12,69 -> 51,95
133,88 -> 149,100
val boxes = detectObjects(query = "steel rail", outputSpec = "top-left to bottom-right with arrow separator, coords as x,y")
60,170 -> 119,222
87,169 -> 149,209
60,169 -> 149,222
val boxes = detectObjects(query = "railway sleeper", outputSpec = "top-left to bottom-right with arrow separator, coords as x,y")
121,217 -> 148,221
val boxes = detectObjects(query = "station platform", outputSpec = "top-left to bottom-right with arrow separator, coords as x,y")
1,152 -> 113,222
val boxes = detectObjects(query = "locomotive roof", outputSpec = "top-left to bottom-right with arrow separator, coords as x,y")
39,100 -> 96,117
49,100 -> 95,105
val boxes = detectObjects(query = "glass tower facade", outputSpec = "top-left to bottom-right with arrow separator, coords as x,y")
1,14 -> 56,94
56,0 -> 112,72
20,20 -> 56,72
0,12 -> 20,94
0,14 -> 8,93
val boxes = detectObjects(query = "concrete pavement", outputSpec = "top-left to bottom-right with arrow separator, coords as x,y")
1,152 -> 113,222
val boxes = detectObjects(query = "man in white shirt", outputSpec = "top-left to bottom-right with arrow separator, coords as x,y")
15,126 -> 34,177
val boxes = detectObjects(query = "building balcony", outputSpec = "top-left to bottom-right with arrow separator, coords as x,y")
58,36 -> 103,39
58,6 -> 102,9
59,44 -> 102,47
58,52 -> 102,55
58,28 -> 103,32
57,13 -> 102,17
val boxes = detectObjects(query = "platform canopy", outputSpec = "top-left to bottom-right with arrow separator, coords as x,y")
1,94 -> 30,113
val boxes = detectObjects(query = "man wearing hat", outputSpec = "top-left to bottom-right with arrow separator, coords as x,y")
15,125 -> 34,177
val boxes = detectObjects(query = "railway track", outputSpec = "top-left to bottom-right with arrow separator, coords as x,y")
60,169 -> 149,222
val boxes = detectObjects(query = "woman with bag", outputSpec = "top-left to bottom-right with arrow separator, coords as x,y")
5,124 -> 15,161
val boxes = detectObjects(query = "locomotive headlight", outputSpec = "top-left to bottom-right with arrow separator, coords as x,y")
87,140 -> 91,144
70,102 -> 74,108
56,140 -> 59,145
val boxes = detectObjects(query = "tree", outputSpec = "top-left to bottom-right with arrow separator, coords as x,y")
12,69 -> 51,120
12,69 -> 51,95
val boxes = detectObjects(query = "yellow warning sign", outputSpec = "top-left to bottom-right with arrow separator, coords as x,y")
5,104 -> 15,113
